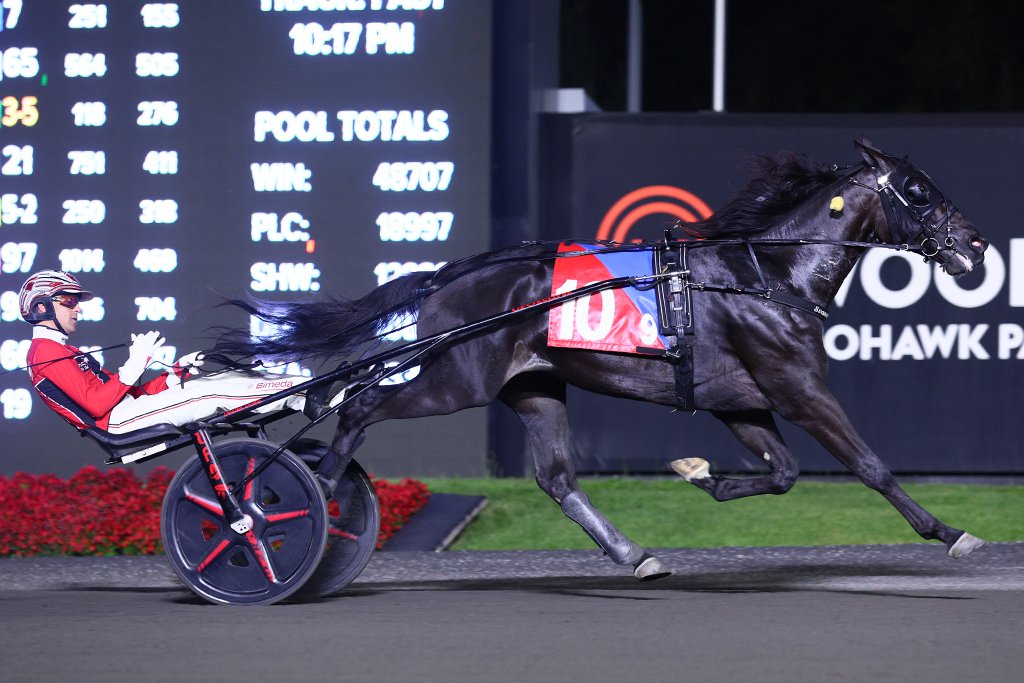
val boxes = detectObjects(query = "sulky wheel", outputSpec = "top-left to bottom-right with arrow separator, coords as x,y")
291,439 -> 380,599
161,438 -> 328,606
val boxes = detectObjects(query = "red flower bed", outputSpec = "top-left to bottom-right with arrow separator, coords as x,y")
370,476 -> 430,549
0,466 -> 172,557
0,466 -> 429,557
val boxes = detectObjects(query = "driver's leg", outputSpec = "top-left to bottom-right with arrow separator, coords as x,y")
107,372 -> 310,433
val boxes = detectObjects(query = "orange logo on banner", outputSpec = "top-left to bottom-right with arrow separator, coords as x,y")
596,185 -> 713,242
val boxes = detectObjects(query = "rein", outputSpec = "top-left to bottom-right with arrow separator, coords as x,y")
551,235 -> 927,324
558,235 -> 925,256
263,232 -> 927,363
238,156 -> 964,368
0,342 -> 129,377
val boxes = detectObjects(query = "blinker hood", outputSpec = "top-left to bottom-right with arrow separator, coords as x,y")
875,157 -> 953,249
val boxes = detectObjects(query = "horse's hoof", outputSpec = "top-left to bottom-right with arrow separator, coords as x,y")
948,532 -> 986,559
633,555 -> 671,581
670,457 -> 710,482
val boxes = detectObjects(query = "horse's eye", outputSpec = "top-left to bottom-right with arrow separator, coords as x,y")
904,177 -> 932,207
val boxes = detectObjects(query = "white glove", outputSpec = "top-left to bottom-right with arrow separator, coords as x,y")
167,351 -> 205,389
118,331 -> 165,386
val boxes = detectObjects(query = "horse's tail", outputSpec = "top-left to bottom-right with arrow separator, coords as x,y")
207,271 -> 433,365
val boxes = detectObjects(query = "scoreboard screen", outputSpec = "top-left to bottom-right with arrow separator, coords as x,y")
0,1 -> 492,468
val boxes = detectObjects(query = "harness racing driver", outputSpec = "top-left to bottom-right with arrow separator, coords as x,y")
18,269 -> 329,434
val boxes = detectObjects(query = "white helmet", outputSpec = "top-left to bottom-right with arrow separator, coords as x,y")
18,270 -> 94,324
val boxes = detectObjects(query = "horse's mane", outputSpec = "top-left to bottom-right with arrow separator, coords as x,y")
683,152 -> 844,238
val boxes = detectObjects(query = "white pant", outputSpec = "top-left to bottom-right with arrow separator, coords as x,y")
107,372 -> 309,433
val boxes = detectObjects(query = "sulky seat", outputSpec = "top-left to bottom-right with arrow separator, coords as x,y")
80,423 -> 192,465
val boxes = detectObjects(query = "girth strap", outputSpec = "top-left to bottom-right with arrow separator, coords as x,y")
653,244 -> 696,411
649,240 -> 830,412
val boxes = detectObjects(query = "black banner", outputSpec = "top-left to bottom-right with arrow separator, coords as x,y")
537,113 -> 1024,474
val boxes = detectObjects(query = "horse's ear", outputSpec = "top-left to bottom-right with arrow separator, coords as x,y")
854,138 -> 884,167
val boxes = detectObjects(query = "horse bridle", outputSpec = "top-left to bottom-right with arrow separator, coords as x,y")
846,155 -> 958,259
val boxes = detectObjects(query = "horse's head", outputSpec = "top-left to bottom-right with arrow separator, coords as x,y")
854,139 -> 988,275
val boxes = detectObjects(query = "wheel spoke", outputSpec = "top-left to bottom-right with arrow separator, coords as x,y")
197,539 -> 232,571
265,509 -> 311,524
184,489 -> 224,517
329,528 -> 359,541
244,530 -> 278,583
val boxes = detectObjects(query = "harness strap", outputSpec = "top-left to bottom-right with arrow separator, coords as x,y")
693,282 -> 829,321
746,240 -> 769,289
731,240 -> 830,320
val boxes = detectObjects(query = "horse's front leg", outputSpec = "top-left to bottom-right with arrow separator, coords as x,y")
774,381 -> 985,558
673,409 -> 800,500
499,373 -> 670,580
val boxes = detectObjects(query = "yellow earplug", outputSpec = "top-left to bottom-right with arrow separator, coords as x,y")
829,196 -> 845,213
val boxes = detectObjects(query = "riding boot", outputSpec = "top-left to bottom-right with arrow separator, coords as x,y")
560,490 -> 645,565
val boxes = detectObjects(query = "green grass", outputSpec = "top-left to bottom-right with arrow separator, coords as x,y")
420,477 -> 1024,550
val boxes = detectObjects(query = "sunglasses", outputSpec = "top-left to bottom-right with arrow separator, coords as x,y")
51,294 -> 81,309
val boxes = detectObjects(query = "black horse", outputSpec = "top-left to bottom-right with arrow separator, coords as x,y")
213,139 -> 989,580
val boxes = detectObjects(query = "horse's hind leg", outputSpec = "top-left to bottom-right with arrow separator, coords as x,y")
674,410 -> 800,501
499,373 -> 670,581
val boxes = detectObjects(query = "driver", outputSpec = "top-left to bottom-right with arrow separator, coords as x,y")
19,269 -> 328,434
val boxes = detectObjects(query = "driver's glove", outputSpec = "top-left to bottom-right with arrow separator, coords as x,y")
168,351 -> 205,388
118,331 -> 165,386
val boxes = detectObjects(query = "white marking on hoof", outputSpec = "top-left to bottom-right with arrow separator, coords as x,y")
948,532 -> 986,559
670,457 -> 710,482
633,556 -> 671,581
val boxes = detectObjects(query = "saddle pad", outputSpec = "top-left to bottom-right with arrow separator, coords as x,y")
547,242 -> 672,354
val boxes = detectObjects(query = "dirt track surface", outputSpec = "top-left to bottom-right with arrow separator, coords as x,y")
2,543 -> 1022,682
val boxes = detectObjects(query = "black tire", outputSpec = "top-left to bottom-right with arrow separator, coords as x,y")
292,440 -> 380,598
161,438 -> 328,606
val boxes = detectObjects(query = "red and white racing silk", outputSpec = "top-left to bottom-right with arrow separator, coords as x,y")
26,326 -> 169,431
27,326 -> 310,434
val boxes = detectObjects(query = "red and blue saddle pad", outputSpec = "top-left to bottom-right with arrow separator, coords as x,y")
548,242 -> 672,355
